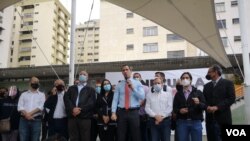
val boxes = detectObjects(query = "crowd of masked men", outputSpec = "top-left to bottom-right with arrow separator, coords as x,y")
0,64 -> 236,141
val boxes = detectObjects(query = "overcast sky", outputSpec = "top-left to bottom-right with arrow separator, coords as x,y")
59,0 -> 100,24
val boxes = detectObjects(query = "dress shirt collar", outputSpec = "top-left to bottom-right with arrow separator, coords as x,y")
183,85 -> 192,94
78,82 -> 87,87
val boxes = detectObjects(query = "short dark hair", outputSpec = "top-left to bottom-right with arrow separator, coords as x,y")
211,64 -> 222,76
155,71 -> 166,83
121,64 -> 133,71
180,72 -> 193,81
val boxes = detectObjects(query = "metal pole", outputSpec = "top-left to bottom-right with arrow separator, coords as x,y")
238,0 -> 250,124
69,0 -> 76,86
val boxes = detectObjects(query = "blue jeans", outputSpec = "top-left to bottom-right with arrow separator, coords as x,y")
206,121 -> 222,141
149,118 -> 171,141
19,118 -> 42,141
176,119 -> 202,141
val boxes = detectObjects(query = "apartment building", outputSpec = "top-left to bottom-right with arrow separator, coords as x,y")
9,0 -> 70,68
215,0 -> 242,54
75,20 -> 100,63
0,6 -> 14,68
99,0 -> 242,62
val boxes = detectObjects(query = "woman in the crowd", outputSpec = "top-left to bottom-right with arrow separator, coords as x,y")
0,86 -> 21,141
96,79 -> 117,141
173,72 -> 206,141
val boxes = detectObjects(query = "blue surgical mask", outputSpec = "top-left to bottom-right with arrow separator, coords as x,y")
79,75 -> 87,82
154,84 -> 162,93
95,86 -> 101,94
104,84 -> 111,92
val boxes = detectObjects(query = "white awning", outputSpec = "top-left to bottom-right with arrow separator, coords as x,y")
106,0 -> 232,68
0,0 -> 21,11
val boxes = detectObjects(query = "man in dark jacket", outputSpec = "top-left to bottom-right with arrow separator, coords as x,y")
44,79 -> 68,139
64,71 -> 96,141
203,64 -> 235,141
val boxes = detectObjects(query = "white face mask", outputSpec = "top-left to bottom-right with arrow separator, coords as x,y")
181,79 -> 191,86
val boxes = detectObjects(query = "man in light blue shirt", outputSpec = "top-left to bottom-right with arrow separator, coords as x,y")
111,64 -> 145,141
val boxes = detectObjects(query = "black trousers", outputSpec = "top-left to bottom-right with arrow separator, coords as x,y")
68,118 -> 91,141
117,109 -> 141,141
48,118 -> 68,140
98,125 -> 117,141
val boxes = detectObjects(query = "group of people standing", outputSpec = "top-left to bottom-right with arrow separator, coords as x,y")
0,63 -> 236,141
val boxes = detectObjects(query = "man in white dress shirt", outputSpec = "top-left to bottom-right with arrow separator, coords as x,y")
145,77 -> 173,141
18,76 -> 46,141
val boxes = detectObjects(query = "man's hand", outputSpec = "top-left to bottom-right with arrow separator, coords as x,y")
103,115 -> 110,124
111,113 -> 117,121
207,106 -> 218,113
180,108 -> 188,114
72,107 -> 81,117
192,97 -> 200,105
24,113 -> 34,120
154,115 -> 164,124
127,80 -> 134,91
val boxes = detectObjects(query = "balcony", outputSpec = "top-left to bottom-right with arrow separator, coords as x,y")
20,25 -> 33,31
19,34 -> 32,40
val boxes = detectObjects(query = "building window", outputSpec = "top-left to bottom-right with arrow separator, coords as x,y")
23,13 -> 33,18
215,2 -> 225,12
32,55 -> 36,58
126,28 -> 134,34
167,34 -> 184,42
88,53 -> 93,56
10,58 -> 13,62
126,44 -> 134,50
143,26 -> 158,36
143,43 -> 158,53
126,12 -> 134,18
232,18 -> 239,24
221,37 -> 228,47
231,1 -> 238,7
18,56 -> 31,62
94,59 -> 98,62
94,52 -> 99,55
234,36 -> 241,42
167,50 -> 184,58
217,19 -> 226,29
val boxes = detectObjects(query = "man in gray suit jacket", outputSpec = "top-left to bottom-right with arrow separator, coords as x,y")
203,64 -> 235,141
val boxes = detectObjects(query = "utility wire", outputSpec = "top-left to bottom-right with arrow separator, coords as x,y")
74,0 -> 95,79
16,8 -> 60,79
217,13 -> 244,79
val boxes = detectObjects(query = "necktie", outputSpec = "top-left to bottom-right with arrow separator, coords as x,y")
212,81 -> 216,87
125,83 -> 130,110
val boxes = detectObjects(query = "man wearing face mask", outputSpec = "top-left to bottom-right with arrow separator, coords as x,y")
44,79 -> 68,139
203,64 -> 235,141
145,77 -> 173,141
18,76 -> 46,141
173,72 -> 206,141
64,71 -> 96,141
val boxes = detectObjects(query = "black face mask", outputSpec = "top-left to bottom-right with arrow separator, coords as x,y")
176,85 -> 183,91
205,74 -> 211,80
56,85 -> 64,92
31,83 -> 39,89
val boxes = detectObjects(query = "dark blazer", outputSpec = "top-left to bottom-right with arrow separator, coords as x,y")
64,84 -> 96,119
203,78 -> 235,124
44,94 -> 64,123
173,86 -> 206,121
